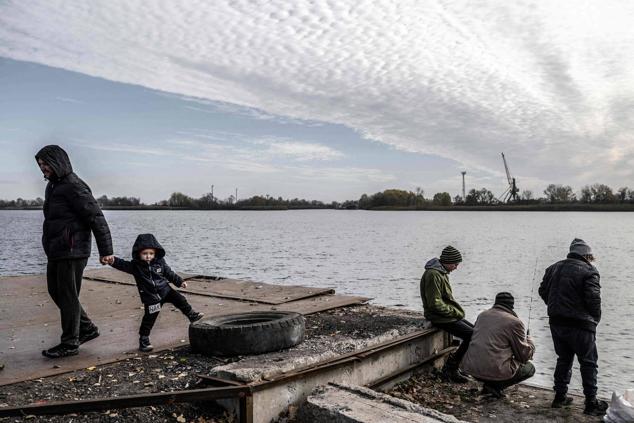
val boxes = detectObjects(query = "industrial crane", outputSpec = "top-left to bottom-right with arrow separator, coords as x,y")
499,152 -> 520,202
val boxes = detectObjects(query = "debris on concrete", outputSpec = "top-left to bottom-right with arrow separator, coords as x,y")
297,382 -> 466,423
389,369 -> 604,423
211,305 -> 428,383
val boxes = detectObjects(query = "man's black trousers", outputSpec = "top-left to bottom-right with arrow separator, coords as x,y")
434,319 -> 474,367
46,258 -> 94,347
550,324 -> 599,398
139,288 -> 192,337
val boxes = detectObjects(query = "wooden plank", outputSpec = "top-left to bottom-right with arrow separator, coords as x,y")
0,275 -> 369,386
84,268 -> 336,305
83,267 -> 198,285
182,277 -> 335,304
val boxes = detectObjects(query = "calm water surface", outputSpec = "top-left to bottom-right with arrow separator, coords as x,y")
2,209 -> 633,396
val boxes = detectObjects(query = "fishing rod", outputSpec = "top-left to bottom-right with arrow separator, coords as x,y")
526,255 -> 539,336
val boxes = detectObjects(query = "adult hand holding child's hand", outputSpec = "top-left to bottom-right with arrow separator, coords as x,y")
100,255 -> 114,265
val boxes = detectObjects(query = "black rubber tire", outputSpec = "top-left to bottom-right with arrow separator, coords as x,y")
189,311 -> 305,356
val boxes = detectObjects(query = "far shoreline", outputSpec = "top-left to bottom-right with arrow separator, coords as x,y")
4,204 -> 634,212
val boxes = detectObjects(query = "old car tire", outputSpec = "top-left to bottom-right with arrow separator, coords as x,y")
189,311 -> 305,356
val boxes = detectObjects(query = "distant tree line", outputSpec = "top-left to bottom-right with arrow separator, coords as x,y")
159,192 -> 335,209
4,183 -> 634,210
0,197 -> 44,208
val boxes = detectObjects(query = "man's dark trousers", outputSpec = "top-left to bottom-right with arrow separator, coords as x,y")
139,289 -> 192,336
550,325 -> 598,398
46,258 -> 94,347
434,319 -> 474,366
482,362 -> 536,391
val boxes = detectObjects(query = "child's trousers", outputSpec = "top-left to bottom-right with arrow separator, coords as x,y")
139,288 -> 192,336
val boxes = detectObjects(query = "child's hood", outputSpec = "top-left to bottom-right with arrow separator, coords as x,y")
132,234 -> 166,260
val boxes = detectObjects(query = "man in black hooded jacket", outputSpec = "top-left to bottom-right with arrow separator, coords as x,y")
35,145 -> 113,358
539,238 -> 608,416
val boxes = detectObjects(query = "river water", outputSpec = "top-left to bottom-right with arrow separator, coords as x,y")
1,209 -> 633,396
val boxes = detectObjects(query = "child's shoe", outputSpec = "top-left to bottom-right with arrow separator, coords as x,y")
139,336 -> 153,352
188,311 -> 204,322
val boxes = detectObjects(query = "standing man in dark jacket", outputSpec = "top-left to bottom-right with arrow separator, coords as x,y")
539,238 -> 608,416
35,145 -> 114,358
420,245 -> 473,383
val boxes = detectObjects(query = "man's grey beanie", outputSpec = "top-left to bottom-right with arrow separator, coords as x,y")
570,238 -> 592,256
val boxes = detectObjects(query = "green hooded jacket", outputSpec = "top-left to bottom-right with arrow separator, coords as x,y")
420,258 -> 465,324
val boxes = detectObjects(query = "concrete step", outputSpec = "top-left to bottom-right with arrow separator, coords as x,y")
297,382 -> 467,423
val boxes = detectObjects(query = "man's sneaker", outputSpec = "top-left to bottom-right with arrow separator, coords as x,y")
79,326 -> 100,344
139,336 -> 153,352
42,343 -> 79,359
481,384 -> 505,399
584,398 -> 608,416
188,311 -> 204,323
551,395 -> 573,408
442,367 -> 470,383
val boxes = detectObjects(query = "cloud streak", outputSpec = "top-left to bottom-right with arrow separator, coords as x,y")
2,1 -> 634,188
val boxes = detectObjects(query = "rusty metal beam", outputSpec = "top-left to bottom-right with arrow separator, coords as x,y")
0,385 -> 250,418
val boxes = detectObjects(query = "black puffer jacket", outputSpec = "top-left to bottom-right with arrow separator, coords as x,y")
35,145 -> 113,261
111,234 -> 183,305
539,253 -> 601,332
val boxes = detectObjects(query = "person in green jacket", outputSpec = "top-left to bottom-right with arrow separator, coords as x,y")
420,245 -> 473,383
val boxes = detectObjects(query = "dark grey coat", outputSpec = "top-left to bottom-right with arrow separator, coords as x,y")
539,253 -> 601,332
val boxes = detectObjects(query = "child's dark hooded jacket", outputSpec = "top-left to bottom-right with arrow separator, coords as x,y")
111,234 -> 183,305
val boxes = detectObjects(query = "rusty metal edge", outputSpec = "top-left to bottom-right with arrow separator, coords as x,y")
0,385 -> 251,418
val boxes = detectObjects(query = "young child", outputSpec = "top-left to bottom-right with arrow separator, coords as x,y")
106,233 -> 203,352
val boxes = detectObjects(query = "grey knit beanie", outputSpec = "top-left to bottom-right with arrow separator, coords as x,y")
439,245 -> 462,264
570,238 -> 592,256
495,292 -> 514,310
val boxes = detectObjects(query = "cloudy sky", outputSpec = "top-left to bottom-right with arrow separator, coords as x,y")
2,1 -> 634,203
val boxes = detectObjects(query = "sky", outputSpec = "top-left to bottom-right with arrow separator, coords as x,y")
2,1 -> 634,203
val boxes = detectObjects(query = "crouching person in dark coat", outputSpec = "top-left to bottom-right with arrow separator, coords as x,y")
539,238 -> 607,416
105,234 -> 203,352
461,292 -> 535,398
36,145 -> 113,358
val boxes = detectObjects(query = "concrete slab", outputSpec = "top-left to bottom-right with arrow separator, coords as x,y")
298,382 -> 467,423
208,307 -> 447,423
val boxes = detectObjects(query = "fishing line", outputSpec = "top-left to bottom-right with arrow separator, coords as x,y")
526,255 -> 539,336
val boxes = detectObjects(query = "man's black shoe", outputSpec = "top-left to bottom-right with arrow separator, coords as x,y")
442,367 -> 469,383
584,398 -> 608,416
42,343 -> 79,359
79,326 -> 100,344
551,395 -> 573,408
481,384 -> 505,399
188,311 -> 204,323
139,336 -> 153,352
